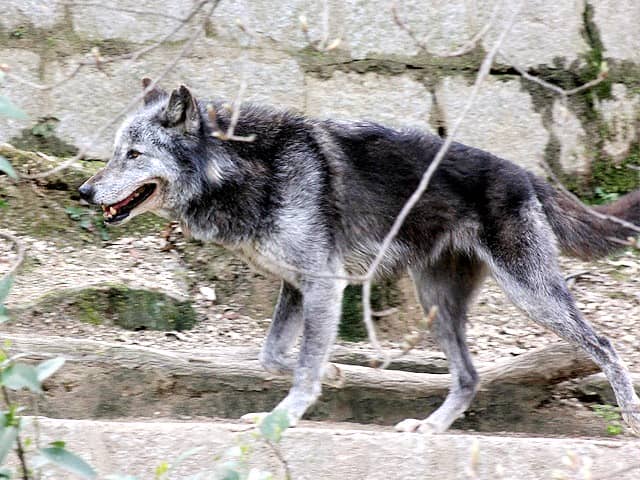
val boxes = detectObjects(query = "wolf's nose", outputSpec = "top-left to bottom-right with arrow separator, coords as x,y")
78,183 -> 95,203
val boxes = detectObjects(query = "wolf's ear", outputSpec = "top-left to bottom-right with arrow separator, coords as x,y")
163,85 -> 200,133
141,77 -> 167,105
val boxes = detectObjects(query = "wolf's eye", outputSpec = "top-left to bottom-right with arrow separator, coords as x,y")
127,149 -> 142,159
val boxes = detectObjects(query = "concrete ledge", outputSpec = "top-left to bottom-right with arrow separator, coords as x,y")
17,418 -> 640,480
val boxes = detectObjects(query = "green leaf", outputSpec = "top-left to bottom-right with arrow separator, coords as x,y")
37,446 -> 97,479
49,440 -> 66,449
259,410 -> 290,443
0,157 -> 18,180
0,363 -> 41,393
0,96 -> 27,120
0,425 -> 18,465
36,358 -> 65,382
0,276 -> 14,304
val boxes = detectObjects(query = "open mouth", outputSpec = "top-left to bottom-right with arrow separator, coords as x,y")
101,183 -> 157,223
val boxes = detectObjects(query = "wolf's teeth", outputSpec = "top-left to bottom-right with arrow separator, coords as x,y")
103,211 -> 111,219
109,207 -> 117,215
101,204 -> 107,212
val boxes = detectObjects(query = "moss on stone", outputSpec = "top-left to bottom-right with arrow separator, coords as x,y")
33,284 -> 197,331
587,143 -> 640,203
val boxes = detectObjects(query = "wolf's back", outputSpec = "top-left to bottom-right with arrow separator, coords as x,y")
532,176 -> 640,260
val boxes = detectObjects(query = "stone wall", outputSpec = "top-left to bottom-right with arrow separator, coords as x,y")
1,0 -> 640,194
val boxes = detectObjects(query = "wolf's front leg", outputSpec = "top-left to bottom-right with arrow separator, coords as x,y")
259,281 -> 304,375
273,279 -> 345,425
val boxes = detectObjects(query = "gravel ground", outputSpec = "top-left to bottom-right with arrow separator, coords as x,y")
2,231 -> 639,370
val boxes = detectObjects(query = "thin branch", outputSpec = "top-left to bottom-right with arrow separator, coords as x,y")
361,0 -> 525,365
0,231 -> 26,282
501,52 -> 608,100
265,440 -> 292,480
15,0 -> 222,180
209,71 -> 257,143
1,386 -> 29,480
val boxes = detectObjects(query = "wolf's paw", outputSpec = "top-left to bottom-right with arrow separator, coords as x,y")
240,410 -> 299,428
394,418 -> 440,434
240,412 -> 270,425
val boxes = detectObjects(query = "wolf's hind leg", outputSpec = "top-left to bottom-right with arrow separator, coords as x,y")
488,231 -> 640,435
259,281 -> 304,376
396,254 -> 486,434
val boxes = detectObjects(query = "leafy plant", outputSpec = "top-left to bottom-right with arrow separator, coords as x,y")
0,343 -> 97,478
592,404 -> 623,435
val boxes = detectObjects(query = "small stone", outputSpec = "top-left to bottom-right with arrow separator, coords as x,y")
199,286 -> 217,302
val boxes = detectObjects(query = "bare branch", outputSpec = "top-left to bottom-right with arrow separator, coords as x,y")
209,73 -> 257,143
501,52 -> 608,99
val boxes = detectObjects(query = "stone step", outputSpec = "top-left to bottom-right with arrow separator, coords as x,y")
5,333 -> 616,437
11,417 -> 640,480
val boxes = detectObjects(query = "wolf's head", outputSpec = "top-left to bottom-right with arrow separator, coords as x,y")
79,79 -> 208,226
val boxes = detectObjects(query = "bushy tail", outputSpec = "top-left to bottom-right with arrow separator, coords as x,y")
532,176 -> 640,260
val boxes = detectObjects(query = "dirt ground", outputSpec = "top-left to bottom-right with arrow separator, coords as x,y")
1,226 -> 639,438
2,229 -> 639,369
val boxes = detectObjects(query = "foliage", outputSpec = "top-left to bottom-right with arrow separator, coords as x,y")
0,342 -> 97,478
591,404 -> 623,435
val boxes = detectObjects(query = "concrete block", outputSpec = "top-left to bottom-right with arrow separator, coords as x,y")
44,41 -> 305,158
436,75 -> 549,174
345,0 -> 588,67
0,49 -> 45,144
305,71 -> 433,131
0,0 -> 64,30
484,0 -> 589,68
592,0 -> 640,64
70,0 -> 201,43
210,0 -> 345,51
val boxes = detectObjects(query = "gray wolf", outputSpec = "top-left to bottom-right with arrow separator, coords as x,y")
79,79 -> 640,435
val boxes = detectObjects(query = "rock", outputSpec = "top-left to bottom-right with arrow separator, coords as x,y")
306,71 -> 433,132
199,285 -> 217,302
11,283 -> 197,331
436,75 -> 549,174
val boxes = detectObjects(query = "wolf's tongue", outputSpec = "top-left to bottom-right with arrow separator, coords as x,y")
112,192 -> 135,210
